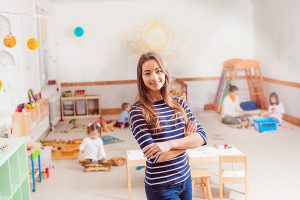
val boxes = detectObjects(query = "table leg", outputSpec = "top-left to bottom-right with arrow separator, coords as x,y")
126,160 -> 132,200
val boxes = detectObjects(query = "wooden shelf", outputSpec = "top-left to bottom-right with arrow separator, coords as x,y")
60,95 -> 100,120
11,99 -> 49,138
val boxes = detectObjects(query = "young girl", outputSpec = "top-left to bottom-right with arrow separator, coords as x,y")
261,92 -> 285,124
79,122 -> 106,162
130,52 -> 207,200
114,102 -> 130,129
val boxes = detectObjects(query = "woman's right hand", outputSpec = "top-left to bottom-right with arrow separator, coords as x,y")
143,142 -> 172,159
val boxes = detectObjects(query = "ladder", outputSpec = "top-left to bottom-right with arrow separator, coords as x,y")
214,59 -> 268,113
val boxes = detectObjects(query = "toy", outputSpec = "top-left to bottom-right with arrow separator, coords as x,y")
62,90 -> 72,97
96,116 -> 115,132
0,141 -> 8,152
224,144 -> 232,149
75,90 -> 85,96
41,139 -> 82,160
64,118 -> 86,133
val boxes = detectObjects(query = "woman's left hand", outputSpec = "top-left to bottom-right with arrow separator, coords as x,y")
143,142 -> 172,159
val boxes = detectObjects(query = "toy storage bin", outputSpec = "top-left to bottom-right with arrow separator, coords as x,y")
253,118 -> 278,133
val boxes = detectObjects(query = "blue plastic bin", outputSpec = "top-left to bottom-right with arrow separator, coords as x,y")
253,118 -> 278,133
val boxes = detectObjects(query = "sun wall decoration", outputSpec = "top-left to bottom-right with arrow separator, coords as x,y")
126,19 -> 180,59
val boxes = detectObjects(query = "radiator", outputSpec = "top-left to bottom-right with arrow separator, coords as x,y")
48,94 -> 60,128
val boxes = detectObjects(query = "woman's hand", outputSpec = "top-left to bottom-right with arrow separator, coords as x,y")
143,142 -> 172,159
185,121 -> 198,136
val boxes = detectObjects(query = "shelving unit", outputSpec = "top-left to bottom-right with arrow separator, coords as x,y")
60,95 -> 100,120
11,98 -> 49,138
0,138 -> 30,200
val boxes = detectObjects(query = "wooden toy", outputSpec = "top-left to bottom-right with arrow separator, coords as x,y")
84,164 -> 111,172
75,90 -> 85,96
62,90 -> 73,97
41,139 -> 82,160
96,116 -> 114,132
214,59 -> 268,113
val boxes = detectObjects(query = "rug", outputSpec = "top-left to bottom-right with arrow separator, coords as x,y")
101,135 -> 124,145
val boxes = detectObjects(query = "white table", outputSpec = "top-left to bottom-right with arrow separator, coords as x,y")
126,150 -> 146,200
126,146 -> 244,200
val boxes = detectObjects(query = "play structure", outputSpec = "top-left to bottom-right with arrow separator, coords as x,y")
214,59 -> 268,112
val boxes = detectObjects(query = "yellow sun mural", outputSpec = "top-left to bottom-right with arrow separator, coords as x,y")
126,19 -> 180,59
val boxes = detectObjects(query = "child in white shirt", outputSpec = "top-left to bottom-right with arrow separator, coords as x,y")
261,92 -> 285,124
79,122 -> 106,162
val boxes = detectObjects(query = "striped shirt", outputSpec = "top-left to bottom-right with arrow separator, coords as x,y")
130,97 -> 207,187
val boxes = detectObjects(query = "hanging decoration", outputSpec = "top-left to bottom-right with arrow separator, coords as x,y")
74,26 -> 84,37
3,35 -> 16,48
27,38 -> 39,50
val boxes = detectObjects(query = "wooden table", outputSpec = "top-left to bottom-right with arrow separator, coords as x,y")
126,150 -> 146,200
126,146 -> 244,200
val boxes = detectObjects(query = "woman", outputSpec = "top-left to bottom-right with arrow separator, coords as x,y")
130,52 -> 207,200
221,84 -> 246,125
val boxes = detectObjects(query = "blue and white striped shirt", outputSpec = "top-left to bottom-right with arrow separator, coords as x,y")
130,97 -> 207,187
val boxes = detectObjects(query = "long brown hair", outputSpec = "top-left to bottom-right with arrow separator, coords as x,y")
136,52 -> 188,132
269,92 -> 279,105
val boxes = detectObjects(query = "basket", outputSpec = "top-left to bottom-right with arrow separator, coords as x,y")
110,156 -> 126,166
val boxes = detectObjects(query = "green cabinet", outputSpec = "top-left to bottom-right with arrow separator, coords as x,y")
0,138 -> 30,200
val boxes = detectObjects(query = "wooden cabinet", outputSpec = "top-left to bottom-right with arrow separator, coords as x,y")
0,138 -> 31,200
60,95 -> 100,120
11,98 -> 49,137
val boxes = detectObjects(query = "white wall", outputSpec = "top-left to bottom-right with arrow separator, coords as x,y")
0,0 -> 54,113
53,0 -> 254,82
253,0 -> 300,117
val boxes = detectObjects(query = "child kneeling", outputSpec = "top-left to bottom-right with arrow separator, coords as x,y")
114,102 -> 130,129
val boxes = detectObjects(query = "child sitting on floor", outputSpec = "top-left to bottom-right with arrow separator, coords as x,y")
114,102 -> 130,129
261,92 -> 285,124
79,122 -> 106,163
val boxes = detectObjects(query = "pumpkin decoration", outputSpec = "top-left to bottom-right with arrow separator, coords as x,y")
3,35 -> 16,48
27,38 -> 39,50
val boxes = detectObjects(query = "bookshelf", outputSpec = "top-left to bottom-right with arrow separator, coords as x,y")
60,95 -> 100,120
0,138 -> 30,200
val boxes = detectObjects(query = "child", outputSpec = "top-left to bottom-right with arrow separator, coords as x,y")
79,122 -> 106,163
114,102 -> 130,129
261,92 -> 285,124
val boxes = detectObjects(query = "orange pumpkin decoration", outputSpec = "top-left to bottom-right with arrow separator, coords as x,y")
27,38 -> 39,50
3,35 -> 17,48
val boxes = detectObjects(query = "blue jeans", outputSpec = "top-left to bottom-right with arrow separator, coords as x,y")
145,177 -> 192,200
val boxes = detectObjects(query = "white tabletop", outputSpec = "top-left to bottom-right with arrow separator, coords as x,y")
187,145 -> 244,158
126,149 -> 146,161
127,145 -> 244,162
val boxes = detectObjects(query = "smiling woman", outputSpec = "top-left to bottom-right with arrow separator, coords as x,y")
130,52 -> 207,200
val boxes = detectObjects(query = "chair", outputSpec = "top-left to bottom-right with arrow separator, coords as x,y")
191,168 -> 212,200
219,155 -> 248,200
30,149 -> 42,192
